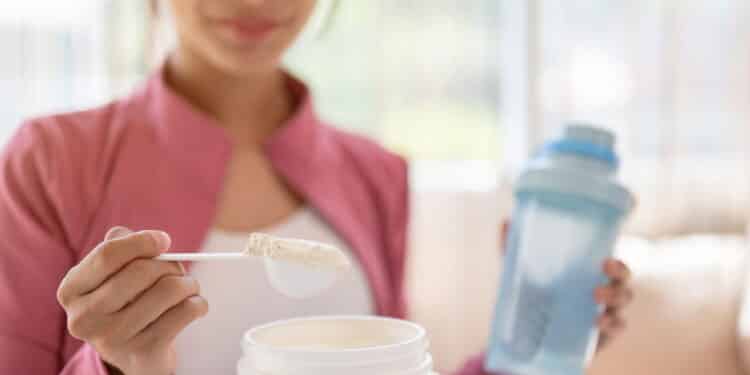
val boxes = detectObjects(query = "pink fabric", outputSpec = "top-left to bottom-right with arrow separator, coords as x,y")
0,69 -> 490,375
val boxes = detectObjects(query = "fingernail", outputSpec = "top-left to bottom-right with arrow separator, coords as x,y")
202,299 -> 210,317
105,226 -> 131,240
151,231 -> 171,251
111,226 -> 128,236
192,296 -> 209,317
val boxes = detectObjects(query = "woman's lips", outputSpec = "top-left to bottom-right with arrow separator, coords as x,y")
215,17 -> 280,42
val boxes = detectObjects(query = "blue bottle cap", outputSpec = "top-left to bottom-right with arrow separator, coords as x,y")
540,124 -> 619,169
517,124 -> 634,212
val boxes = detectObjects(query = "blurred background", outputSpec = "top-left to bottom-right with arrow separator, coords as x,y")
2,0 -> 750,374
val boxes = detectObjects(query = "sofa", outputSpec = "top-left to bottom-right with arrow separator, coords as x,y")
407,187 -> 749,374
589,235 -> 747,375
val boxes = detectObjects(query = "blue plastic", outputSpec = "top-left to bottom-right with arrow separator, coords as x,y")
540,140 -> 619,168
485,125 -> 633,375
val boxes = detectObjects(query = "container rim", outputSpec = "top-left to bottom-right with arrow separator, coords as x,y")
242,315 -> 427,355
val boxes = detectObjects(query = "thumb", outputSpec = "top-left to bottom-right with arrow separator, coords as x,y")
104,226 -> 133,241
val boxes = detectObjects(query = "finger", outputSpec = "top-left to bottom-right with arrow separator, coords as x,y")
79,259 -> 185,315
594,285 -> 634,308
116,275 -> 200,340
499,220 -> 510,255
597,314 -> 626,337
64,230 -> 172,298
64,305 -> 118,342
136,295 -> 208,346
603,259 -> 631,283
105,226 -> 132,241
597,334 -> 610,351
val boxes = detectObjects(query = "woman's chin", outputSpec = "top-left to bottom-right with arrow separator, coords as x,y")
209,52 -> 283,77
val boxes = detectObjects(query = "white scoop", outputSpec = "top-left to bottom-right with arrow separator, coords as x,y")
155,233 -> 351,298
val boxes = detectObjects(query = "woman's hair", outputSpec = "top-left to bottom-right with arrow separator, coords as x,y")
317,0 -> 340,36
147,0 -> 175,66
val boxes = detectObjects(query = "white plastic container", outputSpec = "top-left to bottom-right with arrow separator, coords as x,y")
237,315 -> 437,375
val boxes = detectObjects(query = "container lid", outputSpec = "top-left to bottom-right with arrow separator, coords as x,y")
517,124 -> 634,212
241,315 -> 430,374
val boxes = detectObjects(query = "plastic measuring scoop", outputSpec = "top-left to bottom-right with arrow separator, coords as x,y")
155,233 -> 352,298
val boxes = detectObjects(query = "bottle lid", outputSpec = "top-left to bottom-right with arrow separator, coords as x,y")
517,123 -> 634,212
539,124 -> 619,169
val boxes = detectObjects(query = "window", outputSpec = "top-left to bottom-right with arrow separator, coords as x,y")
286,1 -> 502,162
2,1 -> 503,189
506,0 -> 750,235
0,1 -> 148,145
287,0 -> 503,191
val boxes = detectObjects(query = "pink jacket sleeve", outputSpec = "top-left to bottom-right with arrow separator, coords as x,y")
0,122 -> 107,374
60,345 -> 110,374
454,354 -> 506,375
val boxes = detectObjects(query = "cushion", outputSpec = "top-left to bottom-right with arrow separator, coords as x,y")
589,236 -> 747,375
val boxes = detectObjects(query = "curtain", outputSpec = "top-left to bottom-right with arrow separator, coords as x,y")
503,0 -> 750,237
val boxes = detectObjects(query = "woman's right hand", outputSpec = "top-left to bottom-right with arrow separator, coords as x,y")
57,227 -> 208,375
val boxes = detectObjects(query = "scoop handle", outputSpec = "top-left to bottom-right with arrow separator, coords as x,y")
155,253 -> 248,262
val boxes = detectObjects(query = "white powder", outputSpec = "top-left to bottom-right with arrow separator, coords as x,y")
244,233 -> 352,270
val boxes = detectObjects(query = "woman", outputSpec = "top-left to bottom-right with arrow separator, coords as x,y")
0,1 -> 632,374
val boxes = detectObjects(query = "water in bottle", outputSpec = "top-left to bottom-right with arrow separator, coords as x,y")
485,124 -> 634,375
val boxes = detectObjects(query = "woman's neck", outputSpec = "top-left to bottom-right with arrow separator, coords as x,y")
166,47 -> 294,148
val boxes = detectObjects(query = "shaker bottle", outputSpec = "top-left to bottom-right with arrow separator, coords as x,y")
485,124 -> 634,375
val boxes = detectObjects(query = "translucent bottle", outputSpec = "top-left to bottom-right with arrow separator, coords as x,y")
485,125 -> 634,375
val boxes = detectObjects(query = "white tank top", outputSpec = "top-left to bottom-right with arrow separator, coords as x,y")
174,208 -> 375,374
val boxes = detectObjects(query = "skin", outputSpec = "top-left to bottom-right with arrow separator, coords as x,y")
56,1 -> 632,374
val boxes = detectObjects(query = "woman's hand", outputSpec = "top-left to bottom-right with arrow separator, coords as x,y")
498,222 -> 633,352
594,258 -> 632,350
57,227 -> 208,375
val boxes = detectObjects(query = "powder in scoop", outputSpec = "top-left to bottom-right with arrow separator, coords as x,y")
244,233 -> 352,270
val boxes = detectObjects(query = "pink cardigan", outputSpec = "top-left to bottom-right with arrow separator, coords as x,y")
0,71 -> 492,374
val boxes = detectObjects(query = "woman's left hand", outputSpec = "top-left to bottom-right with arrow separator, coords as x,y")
593,258 -> 633,351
